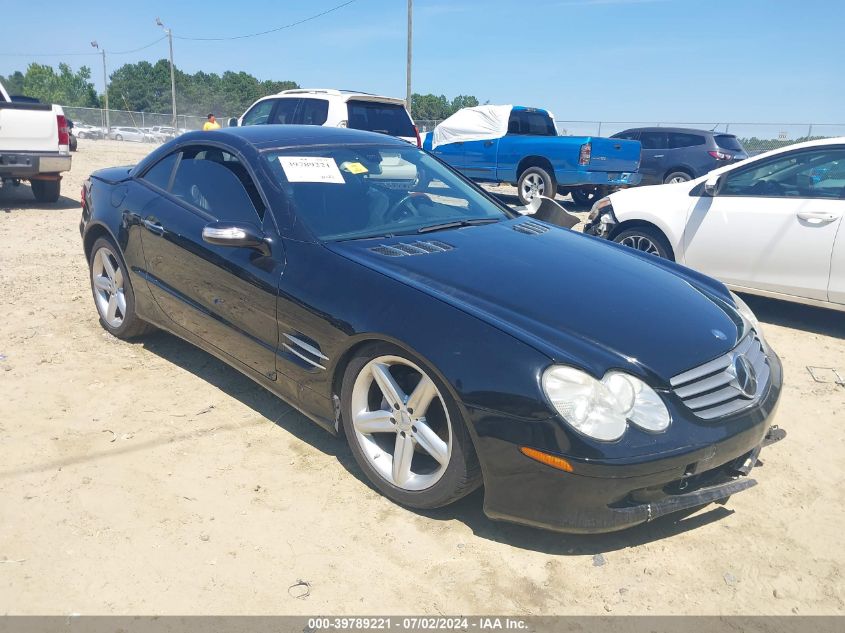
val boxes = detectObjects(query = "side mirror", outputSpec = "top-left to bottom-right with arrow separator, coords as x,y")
526,196 -> 580,229
704,175 -> 723,197
228,117 -> 239,127
202,221 -> 269,255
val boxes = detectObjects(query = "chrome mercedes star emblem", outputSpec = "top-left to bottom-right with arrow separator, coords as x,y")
711,329 -> 727,340
730,355 -> 758,399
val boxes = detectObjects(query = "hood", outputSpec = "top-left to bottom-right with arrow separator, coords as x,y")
328,219 -> 742,383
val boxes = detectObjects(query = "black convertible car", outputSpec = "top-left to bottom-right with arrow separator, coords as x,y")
80,125 -> 784,533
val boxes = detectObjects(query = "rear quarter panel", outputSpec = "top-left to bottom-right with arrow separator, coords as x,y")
608,182 -> 698,255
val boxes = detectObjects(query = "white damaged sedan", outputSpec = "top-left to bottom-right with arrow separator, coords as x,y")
584,137 -> 845,311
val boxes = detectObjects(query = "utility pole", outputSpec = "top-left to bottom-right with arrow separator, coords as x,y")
406,0 -> 413,116
90,41 -> 110,133
156,17 -> 177,129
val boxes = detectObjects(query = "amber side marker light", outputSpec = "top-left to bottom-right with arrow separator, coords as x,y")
519,447 -> 574,472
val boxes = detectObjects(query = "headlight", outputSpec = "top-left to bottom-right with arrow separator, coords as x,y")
730,291 -> 762,336
542,366 -> 671,442
588,196 -> 613,222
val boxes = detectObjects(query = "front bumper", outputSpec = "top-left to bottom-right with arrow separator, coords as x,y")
469,349 -> 783,534
0,151 -> 71,178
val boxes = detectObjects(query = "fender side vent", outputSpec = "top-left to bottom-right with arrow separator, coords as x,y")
370,241 -> 454,257
513,220 -> 550,235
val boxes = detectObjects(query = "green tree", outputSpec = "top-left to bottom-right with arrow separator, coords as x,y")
18,63 -> 99,106
0,71 -> 25,96
410,93 -> 481,120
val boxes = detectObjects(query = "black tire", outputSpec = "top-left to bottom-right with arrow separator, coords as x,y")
517,165 -> 556,205
88,237 -> 154,339
613,226 -> 674,259
31,179 -> 61,203
341,342 -> 482,509
664,171 -> 692,184
570,187 -> 600,208
115,134 -> 123,141
70,136 -> 78,152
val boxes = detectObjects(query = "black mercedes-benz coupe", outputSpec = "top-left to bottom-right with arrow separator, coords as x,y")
80,125 -> 784,533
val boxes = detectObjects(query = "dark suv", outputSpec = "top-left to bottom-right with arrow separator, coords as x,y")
611,127 -> 749,185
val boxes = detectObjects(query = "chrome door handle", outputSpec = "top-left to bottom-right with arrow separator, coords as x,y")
653,154 -> 664,158
142,218 -> 165,235
797,211 -> 839,223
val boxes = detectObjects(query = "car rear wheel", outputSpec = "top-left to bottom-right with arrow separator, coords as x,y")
664,171 -> 691,184
613,227 -> 673,259
89,237 -> 153,339
30,179 -> 61,203
115,134 -> 123,141
517,166 -> 556,205
341,343 -> 481,509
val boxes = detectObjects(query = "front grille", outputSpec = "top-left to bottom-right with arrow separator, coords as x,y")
670,333 -> 770,420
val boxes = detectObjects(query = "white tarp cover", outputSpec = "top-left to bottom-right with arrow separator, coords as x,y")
431,104 -> 513,149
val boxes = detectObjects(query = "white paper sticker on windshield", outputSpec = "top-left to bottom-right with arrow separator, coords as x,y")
278,156 -> 344,184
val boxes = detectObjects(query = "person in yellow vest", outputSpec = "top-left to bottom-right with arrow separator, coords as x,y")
203,113 -> 221,131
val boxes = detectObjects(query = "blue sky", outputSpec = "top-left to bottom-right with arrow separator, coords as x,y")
1,0 -> 842,124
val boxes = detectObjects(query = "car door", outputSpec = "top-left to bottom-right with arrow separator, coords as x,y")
638,131 -> 669,184
829,222 -> 845,305
462,137 -> 498,180
683,146 -> 845,301
136,144 -> 283,379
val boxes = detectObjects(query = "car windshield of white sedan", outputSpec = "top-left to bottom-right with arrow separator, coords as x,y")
264,146 -> 512,241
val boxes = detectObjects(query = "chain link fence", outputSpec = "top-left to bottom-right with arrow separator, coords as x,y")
413,118 -> 845,156
61,106 -> 233,140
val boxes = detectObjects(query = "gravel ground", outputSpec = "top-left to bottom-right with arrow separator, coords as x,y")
0,139 -> 843,615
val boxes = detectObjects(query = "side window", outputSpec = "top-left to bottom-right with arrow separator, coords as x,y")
722,149 -> 845,199
141,152 -> 179,190
639,132 -> 668,150
241,100 -> 275,126
270,98 -> 299,124
613,132 -> 639,141
170,146 -> 266,221
506,112 -> 556,136
668,133 -> 705,148
299,98 -> 329,125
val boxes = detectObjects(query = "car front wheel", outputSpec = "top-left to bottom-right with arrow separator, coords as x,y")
341,343 -> 481,509
89,237 -> 153,339
613,227 -> 673,259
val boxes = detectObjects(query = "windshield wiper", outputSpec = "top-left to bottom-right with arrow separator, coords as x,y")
417,218 -> 500,234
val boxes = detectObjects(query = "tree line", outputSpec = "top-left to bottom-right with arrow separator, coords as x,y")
1,61 -> 482,121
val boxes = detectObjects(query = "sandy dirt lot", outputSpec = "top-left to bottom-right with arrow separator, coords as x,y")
1,139 -> 843,616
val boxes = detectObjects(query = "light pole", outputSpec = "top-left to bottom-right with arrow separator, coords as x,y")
406,0 -> 413,115
90,41 -> 110,133
155,17 -> 177,129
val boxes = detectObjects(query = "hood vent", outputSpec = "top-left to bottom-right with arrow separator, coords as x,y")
513,220 -> 550,235
370,240 -> 454,257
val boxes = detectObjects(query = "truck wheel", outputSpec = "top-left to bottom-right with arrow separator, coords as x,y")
571,187 -> 600,208
664,171 -> 691,184
31,179 -> 61,203
517,166 -> 556,205
613,227 -> 674,259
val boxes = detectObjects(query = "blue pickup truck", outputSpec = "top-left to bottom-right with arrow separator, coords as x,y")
422,105 -> 642,205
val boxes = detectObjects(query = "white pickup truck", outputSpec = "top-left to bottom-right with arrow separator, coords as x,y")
0,79 -> 72,202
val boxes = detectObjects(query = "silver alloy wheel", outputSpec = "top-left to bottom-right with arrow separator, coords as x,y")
619,234 -> 661,255
350,355 -> 452,491
91,246 -> 127,328
668,175 -> 689,184
521,172 -> 545,200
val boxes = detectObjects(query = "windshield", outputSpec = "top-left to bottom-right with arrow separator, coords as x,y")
263,145 -> 513,241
